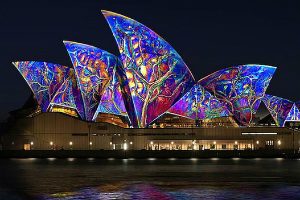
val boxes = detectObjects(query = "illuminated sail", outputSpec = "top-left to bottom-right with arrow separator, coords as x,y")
199,65 -> 276,126
168,83 -> 230,120
102,10 -> 195,127
262,94 -> 293,127
64,41 -> 129,121
13,61 -> 71,112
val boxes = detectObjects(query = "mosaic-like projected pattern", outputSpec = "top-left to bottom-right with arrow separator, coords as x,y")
13,61 -> 71,112
94,62 -> 129,120
168,84 -> 230,120
95,67 -> 128,119
51,79 -> 76,109
50,68 -> 85,119
64,41 -> 128,121
199,65 -> 276,126
102,10 -> 195,127
262,94 -> 294,127
284,103 -> 300,122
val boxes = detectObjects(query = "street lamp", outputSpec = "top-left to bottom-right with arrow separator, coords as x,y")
49,141 -> 53,150
124,142 -> 128,150
30,141 -> 34,150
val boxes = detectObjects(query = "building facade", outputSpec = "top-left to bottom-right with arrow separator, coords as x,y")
3,112 -> 299,151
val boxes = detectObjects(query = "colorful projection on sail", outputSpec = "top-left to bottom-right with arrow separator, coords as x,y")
102,10 -> 195,127
64,41 -> 128,121
284,103 -> 300,123
262,94 -> 294,127
199,65 -> 276,126
50,68 -> 85,119
13,61 -> 71,112
168,83 -> 230,120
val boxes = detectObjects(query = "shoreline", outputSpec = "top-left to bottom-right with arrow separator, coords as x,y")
0,150 -> 299,159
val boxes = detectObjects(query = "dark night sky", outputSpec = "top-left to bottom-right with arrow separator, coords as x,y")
1,0 -> 300,121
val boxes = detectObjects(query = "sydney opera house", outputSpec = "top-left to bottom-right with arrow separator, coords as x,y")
3,11 -> 300,151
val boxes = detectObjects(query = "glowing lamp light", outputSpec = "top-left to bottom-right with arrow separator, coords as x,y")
278,140 -> 281,145
256,140 -> 259,144
130,141 -> 133,145
69,141 -> 73,146
171,141 -> 174,145
213,141 -> 216,145
89,142 -> 93,145
124,143 -> 128,150
50,141 -> 53,146
150,141 -> 153,145
30,141 -> 34,146
234,141 -> 238,145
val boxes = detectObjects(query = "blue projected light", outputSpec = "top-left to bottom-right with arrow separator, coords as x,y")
262,94 -> 294,127
167,83 -> 231,120
199,65 -> 276,126
64,41 -> 129,121
102,10 -> 195,127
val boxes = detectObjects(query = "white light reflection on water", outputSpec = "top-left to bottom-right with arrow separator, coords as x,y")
147,158 -> 156,161
10,158 -> 37,162
87,158 -> 95,161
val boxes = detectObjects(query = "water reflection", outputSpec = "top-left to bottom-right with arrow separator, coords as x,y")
0,158 -> 300,199
42,183 -> 300,200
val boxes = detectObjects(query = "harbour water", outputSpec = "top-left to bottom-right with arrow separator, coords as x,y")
1,158 -> 300,199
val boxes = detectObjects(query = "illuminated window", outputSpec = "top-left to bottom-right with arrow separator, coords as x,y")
266,140 -> 274,146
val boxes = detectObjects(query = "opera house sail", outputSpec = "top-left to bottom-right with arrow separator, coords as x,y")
285,103 -> 300,122
262,94 -> 294,127
199,65 -> 276,126
102,10 -> 195,128
64,41 -> 129,122
13,61 -> 85,118
167,83 -> 230,120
